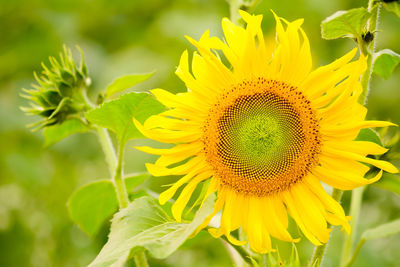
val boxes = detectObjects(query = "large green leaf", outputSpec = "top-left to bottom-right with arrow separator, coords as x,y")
67,173 -> 150,237
321,8 -> 371,40
362,219 -> 400,240
88,194 -> 215,267
373,49 -> 400,80
105,72 -> 154,99
67,180 -> 118,237
86,92 -> 165,144
383,1 -> 400,18
43,119 -> 90,146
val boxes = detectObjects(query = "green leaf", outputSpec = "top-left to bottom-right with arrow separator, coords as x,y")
373,173 -> 400,195
86,92 -> 165,144
355,128 -> 383,146
383,1 -> 400,18
125,173 -> 150,192
88,194 -> 215,267
67,180 -> 118,237
43,119 -> 90,146
362,218 -> 400,240
321,8 -> 371,40
105,72 -> 155,99
373,49 -> 400,79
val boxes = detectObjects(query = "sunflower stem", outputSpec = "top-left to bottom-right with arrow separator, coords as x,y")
134,251 -> 150,267
310,188 -> 343,267
221,236 -> 253,265
359,0 -> 381,104
339,1 -> 381,266
340,187 -> 365,266
227,0 -> 262,26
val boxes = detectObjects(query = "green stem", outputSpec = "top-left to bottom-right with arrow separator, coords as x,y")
310,189 -> 343,267
340,187 -> 365,266
359,1 -> 381,104
113,141 -> 129,209
339,1 -> 381,266
134,251 -> 150,267
95,127 -> 148,266
95,127 -> 117,175
228,0 -> 242,25
344,239 -> 366,267
221,236 -> 253,266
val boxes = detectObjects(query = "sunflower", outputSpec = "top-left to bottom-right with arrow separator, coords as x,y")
134,10 -> 398,253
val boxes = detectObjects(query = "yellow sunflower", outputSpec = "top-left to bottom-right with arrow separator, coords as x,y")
134,10 -> 398,253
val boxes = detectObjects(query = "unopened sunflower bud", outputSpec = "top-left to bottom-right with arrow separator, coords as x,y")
21,46 -> 91,129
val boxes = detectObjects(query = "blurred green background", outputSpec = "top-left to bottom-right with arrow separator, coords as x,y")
1,0 -> 399,266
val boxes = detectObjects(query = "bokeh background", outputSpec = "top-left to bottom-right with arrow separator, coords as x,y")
1,0 -> 399,266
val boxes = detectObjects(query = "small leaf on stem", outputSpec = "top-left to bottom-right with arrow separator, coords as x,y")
373,49 -> 400,79
86,92 -> 165,145
105,72 -> 155,99
43,119 -> 90,146
383,1 -> 400,18
321,8 -> 371,40
68,180 -> 119,237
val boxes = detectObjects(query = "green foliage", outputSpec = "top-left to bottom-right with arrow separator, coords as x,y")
373,173 -> 400,195
88,194 -> 215,267
67,173 -> 150,237
355,128 -> 383,145
125,173 -> 149,192
20,46 -> 90,129
373,49 -> 400,79
43,119 -> 90,146
105,72 -> 155,99
86,92 -> 165,144
383,1 -> 400,18
68,180 -> 118,237
362,218 -> 400,240
321,8 -> 371,40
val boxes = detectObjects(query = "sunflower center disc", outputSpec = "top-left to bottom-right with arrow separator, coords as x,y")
203,78 -> 321,196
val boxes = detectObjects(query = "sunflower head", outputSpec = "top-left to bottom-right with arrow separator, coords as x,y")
135,10 -> 398,253
21,46 -> 90,129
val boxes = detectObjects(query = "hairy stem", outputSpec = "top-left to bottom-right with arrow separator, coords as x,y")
96,127 -> 117,175
339,1 -> 381,266
359,0 -> 381,104
310,189 -> 343,267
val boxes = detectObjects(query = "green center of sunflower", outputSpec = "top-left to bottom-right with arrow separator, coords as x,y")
236,115 -> 283,161
203,79 -> 321,196
217,93 -> 304,175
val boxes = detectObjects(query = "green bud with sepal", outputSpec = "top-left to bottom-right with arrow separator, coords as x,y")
21,45 -> 91,129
